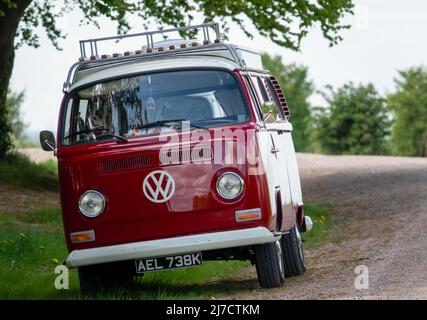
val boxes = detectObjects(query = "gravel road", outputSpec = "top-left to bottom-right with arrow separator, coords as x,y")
227,153 -> 427,300
18,148 -> 56,163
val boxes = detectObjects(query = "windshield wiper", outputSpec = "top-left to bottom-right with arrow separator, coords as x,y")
135,119 -> 186,130
96,132 -> 128,142
65,127 -> 127,142
135,119 -> 207,131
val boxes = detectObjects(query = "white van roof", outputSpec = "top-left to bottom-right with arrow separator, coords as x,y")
68,45 -> 263,92
63,23 -> 266,92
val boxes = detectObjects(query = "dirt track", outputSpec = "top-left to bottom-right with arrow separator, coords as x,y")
227,154 -> 427,300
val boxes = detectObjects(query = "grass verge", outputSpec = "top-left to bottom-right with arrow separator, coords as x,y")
0,203 -> 335,299
0,207 -> 252,299
0,153 -> 58,191
301,203 -> 335,249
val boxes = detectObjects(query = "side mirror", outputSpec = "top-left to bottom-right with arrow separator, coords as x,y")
262,102 -> 277,124
39,130 -> 56,152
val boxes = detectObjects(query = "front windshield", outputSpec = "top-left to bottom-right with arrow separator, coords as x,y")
62,70 -> 249,146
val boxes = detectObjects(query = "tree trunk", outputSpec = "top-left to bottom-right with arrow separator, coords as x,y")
0,0 -> 32,157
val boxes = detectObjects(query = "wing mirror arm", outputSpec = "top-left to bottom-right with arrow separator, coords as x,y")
263,109 -> 273,122
43,140 -> 56,152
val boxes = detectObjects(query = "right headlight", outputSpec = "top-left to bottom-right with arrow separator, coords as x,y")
216,172 -> 244,200
79,190 -> 106,218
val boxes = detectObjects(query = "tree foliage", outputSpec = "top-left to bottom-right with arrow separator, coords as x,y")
0,0 -> 354,156
9,0 -> 355,50
388,67 -> 427,157
315,83 -> 390,155
261,54 -> 314,152
0,90 -> 25,153
6,90 -> 26,141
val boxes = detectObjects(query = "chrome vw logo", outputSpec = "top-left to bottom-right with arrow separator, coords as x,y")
143,170 -> 175,203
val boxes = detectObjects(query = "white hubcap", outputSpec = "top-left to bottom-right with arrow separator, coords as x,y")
295,227 -> 303,259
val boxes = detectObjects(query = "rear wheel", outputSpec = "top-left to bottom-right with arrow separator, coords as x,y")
255,240 -> 285,288
282,226 -> 306,277
78,262 -> 135,295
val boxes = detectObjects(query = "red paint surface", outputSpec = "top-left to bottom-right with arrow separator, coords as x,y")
56,71 -> 278,252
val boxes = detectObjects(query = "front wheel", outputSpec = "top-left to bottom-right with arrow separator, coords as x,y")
281,226 -> 306,277
255,240 -> 285,288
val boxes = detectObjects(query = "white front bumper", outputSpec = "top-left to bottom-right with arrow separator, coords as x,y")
65,227 -> 279,268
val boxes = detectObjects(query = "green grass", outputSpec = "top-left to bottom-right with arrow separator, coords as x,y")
302,203 -> 336,249
0,153 -> 58,191
0,208 -> 77,299
0,203 -> 335,300
0,207 -> 253,300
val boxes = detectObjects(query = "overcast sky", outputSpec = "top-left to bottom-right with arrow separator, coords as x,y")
9,0 -> 427,135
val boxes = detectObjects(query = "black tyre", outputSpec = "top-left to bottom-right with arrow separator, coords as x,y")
78,262 -> 135,295
255,240 -> 285,288
281,226 -> 306,277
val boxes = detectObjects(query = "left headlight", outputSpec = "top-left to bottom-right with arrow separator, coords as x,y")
79,190 -> 106,218
216,172 -> 244,200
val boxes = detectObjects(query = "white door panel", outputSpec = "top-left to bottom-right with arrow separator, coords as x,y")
256,131 -> 279,218
283,132 -> 303,206
264,123 -> 294,230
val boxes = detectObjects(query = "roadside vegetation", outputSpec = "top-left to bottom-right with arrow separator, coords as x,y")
301,204 -> 335,249
0,192 -> 334,300
0,153 -> 57,191
261,55 -> 427,157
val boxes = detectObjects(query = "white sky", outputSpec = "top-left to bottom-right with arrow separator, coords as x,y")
10,0 -> 427,135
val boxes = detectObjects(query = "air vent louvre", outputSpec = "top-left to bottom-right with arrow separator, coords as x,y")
267,76 -> 291,121
99,155 -> 152,173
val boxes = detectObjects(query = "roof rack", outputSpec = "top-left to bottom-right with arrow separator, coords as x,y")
63,23 -> 248,92
79,22 -> 221,60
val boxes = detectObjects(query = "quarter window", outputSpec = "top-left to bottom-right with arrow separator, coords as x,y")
248,75 -> 285,122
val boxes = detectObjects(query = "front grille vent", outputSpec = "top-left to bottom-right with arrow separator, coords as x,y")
99,155 -> 152,173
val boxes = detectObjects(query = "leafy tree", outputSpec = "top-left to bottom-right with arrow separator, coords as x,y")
261,54 -> 314,152
388,67 -> 427,157
315,83 -> 390,155
6,90 -> 26,141
0,0 -> 354,156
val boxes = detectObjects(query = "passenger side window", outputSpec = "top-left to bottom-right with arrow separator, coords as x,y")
242,76 -> 263,121
251,76 -> 270,103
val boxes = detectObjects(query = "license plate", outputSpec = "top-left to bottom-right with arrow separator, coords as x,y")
135,252 -> 202,273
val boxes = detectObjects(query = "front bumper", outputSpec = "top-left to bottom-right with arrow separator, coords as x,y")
65,227 -> 278,268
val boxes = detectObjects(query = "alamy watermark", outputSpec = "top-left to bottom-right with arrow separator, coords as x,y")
354,265 -> 369,290
54,265 -> 69,290
157,122 -> 267,176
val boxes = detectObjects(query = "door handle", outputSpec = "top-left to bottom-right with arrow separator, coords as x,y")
271,148 -> 280,154
267,128 -> 291,133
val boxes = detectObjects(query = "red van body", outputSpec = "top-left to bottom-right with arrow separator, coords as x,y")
41,24 -> 311,291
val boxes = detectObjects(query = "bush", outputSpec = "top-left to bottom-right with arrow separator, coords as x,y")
388,67 -> 427,157
315,83 -> 391,155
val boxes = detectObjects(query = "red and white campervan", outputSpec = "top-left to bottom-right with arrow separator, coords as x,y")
40,23 -> 312,293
